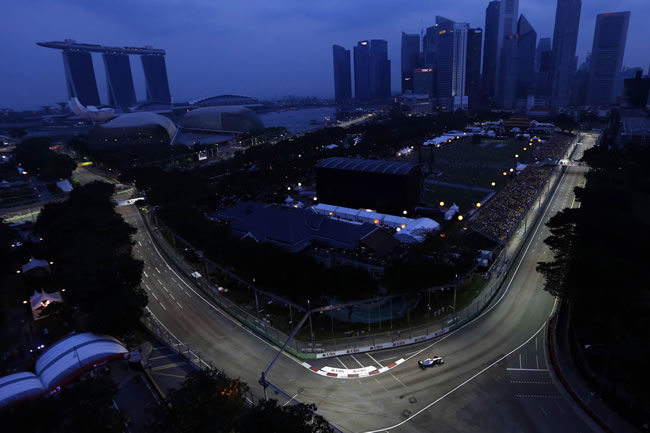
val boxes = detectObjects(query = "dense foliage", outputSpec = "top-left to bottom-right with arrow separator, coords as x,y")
152,369 -> 333,433
35,181 -> 146,335
0,376 -> 123,433
14,137 -> 76,182
537,140 -> 650,414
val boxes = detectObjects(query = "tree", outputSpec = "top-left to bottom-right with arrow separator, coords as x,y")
553,113 -> 578,133
0,376 -> 123,433
154,368 -> 248,433
14,137 -> 76,182
8,128 -> 27,139
537,143 -> 650,418
238,400 -> 333,433
35,181 -> 146,335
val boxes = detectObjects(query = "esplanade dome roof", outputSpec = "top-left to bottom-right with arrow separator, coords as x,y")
180,106 -> 264,133
100,112 -> 177,139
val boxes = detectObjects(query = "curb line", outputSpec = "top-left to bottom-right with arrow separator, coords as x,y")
300,359 -> 406,379
547,309 -> 613,433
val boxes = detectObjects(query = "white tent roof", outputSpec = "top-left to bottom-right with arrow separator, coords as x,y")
395,218 -> 440,243
0,333 -> 128,408
444,203 -> 460,221
21,257 -> 50,273
0,372 -> 44,408
35,333 -> 127,389
56,179 -> 73,192
30,290 -> 63,320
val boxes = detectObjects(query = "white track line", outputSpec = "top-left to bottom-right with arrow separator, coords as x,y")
364,318 -> 551,433
142,227 -> 305,368
507,368 -> 549,372
396,163 -> 568,365
366,352 -> 383,368
363,158 -> 574,431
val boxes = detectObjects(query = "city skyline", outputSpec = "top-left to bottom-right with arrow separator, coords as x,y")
1,0 -> 647,109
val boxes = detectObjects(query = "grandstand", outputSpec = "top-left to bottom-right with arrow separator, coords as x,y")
315,157 -> 422,214
467,133 -> 573,242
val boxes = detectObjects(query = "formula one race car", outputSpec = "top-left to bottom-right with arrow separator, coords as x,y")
418,356 -> 444,369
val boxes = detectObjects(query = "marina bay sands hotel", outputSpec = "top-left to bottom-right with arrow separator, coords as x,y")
37,39 -> 171,110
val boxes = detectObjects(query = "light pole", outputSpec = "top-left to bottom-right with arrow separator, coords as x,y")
307,300 -> 314,350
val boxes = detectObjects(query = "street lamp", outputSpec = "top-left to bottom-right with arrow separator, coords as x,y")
491,181 -> 496,187
439,201 -> 445,207
476,202 -> 481,207
457,215 -> 463,221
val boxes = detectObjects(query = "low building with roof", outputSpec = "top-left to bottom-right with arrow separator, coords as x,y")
88,111 -> 177,148
188,94 -> 260,108
211,202 -> 398,256
315,157 -> 422,214
621,116 -> 650,146
172,106 -> 265,147
312,203 -> 440,243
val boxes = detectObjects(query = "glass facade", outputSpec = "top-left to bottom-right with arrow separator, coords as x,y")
549,0 -> 582,107
102,53 -> 136,109
481,1 -> 500,101
516,15 -> 537,100
466,29 -> 482,111
332,45 -> 352,103
401,32 -> 421,94
141,54 -> 172,104
353,40 -> 390,102
587,12 -> 630,105
62,50 -> 100,106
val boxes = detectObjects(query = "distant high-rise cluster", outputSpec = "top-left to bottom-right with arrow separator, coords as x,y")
331,40 -> 391,104
332,0 -> 634,110
37,39 -> 171,110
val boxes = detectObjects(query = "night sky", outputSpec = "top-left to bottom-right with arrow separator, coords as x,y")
1,0 -> 647,109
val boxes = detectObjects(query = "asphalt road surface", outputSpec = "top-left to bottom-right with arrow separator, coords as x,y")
117,133 -> 601,433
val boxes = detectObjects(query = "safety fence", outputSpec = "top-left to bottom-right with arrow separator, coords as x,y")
138,133 -> 579,359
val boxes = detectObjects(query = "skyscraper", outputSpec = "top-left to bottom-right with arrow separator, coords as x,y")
140,54 -> 172,104
354,40 -> 391,102
401,32 -> 421,93
102,53 -> 137,109
570,55 -> 590,106
586,11 -> 631,105
496,34 -> 518,107
516,15 -> 537,101
494,0 -> 519,104
535,39 -> 553,103
436,17 -> 469,111
422,25 -> 439,68
466,28 -> 483,111
332,45 -> 352,103
481,1 -> 500,101
548,0 -> 582,107
61,50 -> 101,106
413,68 -> 435,95
535,37 -> 551,73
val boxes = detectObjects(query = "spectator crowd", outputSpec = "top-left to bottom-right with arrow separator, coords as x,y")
468,134 -> 573,242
